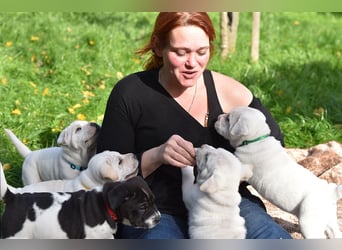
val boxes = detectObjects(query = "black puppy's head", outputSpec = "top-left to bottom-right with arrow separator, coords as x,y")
102,176 -> 161,229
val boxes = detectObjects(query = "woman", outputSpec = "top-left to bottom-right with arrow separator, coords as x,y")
96,12 -> 292,239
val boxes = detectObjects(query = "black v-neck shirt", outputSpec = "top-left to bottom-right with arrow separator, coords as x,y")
97,68 -> 284,217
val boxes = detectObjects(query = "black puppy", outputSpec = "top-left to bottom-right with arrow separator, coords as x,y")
0,176 -> 161,239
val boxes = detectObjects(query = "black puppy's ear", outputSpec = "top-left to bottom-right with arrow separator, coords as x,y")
103,182 -> 130,210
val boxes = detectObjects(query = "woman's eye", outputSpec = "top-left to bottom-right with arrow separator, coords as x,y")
197,48 -> 208,56
175,50 -> 187,56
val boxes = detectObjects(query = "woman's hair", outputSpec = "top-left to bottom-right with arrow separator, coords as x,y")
137,12 -> 216,70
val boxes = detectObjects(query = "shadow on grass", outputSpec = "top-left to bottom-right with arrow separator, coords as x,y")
244,60 -> 342,125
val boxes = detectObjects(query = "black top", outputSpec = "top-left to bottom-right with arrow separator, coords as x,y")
97,68 -> 284,217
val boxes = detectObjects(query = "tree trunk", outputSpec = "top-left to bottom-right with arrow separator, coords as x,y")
251,12 -> 261,62
228,12 -> 239,54
220,12 -> 229,59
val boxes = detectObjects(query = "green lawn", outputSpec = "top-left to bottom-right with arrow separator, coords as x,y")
0,12 -> 342,187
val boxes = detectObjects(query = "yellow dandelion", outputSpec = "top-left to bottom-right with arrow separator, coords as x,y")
5,41 -> 13,47
15,100 -> 21,105
31,35 -> 40,41
313,107 -> 325,116
75,44 -> 80,49
68,107 -> 75,114
3,163 -> 11,171
82,90 -> 95,98
73,103 -> 82,109
88,40 -> 95,46
42,88 -> 49,96
116,71 -> 124,79
1,77 -> 8,85
99,82 -> 105,89
80,67 -> 91,76
29,81 -> 37,88
11,108 -> 21,115
77,113 -> 87,120
52,125 -> 63,133
97,114 -> 104,122
276,90 -> 284,97
293,20 -> 300,26
31,55 -> 37,62
82,98 -> 90,104
286,106 -> 292,114
132,58 -> 140,64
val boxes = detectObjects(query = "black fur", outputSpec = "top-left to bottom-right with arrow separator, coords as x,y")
1,191 -> 54,238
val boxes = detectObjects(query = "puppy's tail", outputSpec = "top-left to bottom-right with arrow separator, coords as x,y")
0,162 -> 9,199
4,128 -> 31,158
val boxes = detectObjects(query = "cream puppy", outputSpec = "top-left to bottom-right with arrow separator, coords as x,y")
182,144 -> 253,239
215,106 -> 342,238
3,151 -> 139,194
5,120 -> 100,185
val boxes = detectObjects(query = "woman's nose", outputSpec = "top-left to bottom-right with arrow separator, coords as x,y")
185,53 -> 197,67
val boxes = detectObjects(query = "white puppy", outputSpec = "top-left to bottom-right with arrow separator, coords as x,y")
182,144 -> 253,239
215,106 -> 342,238
4,150 -> 139,193
5,120 -> 100,185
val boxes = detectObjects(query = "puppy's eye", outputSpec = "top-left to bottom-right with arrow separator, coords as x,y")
139,203 -> 148,210
118,158 -> 123,165
204,153 -> 209,162
225,115 -> 230,122
75,127 -> 82,133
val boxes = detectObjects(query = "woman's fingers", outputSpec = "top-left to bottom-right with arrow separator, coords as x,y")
161,135 -> 196,167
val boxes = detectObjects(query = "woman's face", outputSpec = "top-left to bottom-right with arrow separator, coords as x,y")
159,25 -> 211,88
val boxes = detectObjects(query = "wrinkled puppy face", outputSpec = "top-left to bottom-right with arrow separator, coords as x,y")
215,107 -> 270,148
57,120 -> 101,155
88,151 -> 139,183
104,176 -> 161,229
195,144 -> 253,193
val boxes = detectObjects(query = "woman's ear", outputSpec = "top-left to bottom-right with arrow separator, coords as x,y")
152,35 -> 162,57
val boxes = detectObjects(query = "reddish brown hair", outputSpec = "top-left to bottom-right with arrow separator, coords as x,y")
137,12 -> 216,70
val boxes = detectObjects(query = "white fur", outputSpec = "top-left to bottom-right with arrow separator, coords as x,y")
215,106 -> 342,238
2,151 -> 138,194
182,144 -> 253,239
5,120 -> 100,185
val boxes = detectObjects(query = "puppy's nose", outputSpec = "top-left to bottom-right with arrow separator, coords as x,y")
90,122 -> 101,131
153,214 -> 161,225
153,211 -> 161,223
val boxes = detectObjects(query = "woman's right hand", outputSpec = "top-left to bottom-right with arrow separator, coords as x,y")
158,134 -> 196,168
140,134 -> 196,177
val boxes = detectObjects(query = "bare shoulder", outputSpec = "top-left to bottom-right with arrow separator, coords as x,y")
211,71 -> 253,112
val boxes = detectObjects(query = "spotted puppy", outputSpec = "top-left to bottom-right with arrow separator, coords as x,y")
0,171 -> 161,239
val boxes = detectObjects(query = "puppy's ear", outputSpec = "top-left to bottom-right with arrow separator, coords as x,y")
100,161 -> 119,181
57,129 -> 70,146
240,164 -> 253,181
230,117 -> 249,136
199,174 -> 217,193
103,182 -> 130,210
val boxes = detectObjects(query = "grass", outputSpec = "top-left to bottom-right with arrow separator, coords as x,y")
0,12 -> 342,189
